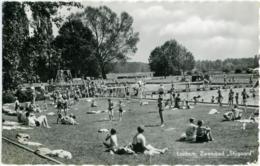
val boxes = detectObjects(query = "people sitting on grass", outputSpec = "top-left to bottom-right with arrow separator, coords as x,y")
103,128 -> 118,154
25,112 -> 51,128
223,105 -> 243,121
196,120 -> 214,143
131,126 -> 168,155
180,118 -> 197,142
57,113 -> 78,125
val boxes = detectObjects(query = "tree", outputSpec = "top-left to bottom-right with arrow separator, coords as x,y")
3,1 -> 83,89
149,39 -> 195,76
53,18 -> 99,77
3,2 -> 29,90
76,6 -> 139,78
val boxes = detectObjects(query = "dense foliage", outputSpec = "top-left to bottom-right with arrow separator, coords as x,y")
196,55 -> 259,74
3,2 -> 139,90
149,40 -> 195,76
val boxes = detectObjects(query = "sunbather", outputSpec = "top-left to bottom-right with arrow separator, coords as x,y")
131,126 -> 168,155
180,118 -> 197,142
223,105 -> 243,121
26,112 -> 51,128
196,120 -> 213,143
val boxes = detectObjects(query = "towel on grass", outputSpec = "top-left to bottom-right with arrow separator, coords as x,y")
3,121 -> 20,126
2,107 -> 17,116
209,109 -> 219,114
2,121 -> 33,130
47,112 -> 55,116
98,128 -> 109,133
3,126 -> 33,130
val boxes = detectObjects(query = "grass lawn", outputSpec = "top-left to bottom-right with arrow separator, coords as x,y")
2,98 -> 259,165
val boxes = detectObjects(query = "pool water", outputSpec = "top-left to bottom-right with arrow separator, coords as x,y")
142,84 -> 259,106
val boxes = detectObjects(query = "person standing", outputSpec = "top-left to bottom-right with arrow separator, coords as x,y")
158,95 -> 165,127
217,88 -> 223,106
118,100 -> 123,121
228,88 -> 234,107
108,99 -> 114,121
235,92 -> 239,105
241,88 -> 248,106
14,97 -> 20,112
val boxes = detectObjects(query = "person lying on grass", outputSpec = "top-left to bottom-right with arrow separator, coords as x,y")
196,120 -> 214,143
57,113 -> 78,125
180,118 -> 197,142
131,126 -> 168,155
25,112 -> 51,128
223,105 -> 243,121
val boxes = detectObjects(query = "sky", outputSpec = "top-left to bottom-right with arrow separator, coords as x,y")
55,1 -> 259,63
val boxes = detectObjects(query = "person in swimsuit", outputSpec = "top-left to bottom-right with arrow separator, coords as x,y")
132,126 -> 168,155
108,99 -> 114,121
118,100 -> 123,121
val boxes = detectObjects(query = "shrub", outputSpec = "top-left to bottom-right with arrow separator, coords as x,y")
235,68 -> 242,74
2,92 -> 16,104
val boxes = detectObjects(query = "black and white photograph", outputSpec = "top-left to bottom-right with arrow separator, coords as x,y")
1,0 -> 259,165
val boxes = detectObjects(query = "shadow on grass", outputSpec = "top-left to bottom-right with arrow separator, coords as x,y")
175,138 -> 207,144
144,124 -> 161,127
93,119 -> 110,123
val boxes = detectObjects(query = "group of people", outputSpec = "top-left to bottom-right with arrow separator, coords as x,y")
212,88 -> 250,107
180,118 -> 214,143
17,106 -> 51,128
107,99 -> 124,121
103,126 -> 168,155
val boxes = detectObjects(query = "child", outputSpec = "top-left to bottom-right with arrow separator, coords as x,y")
108,99 -> 114,121
118,100 -> 123,121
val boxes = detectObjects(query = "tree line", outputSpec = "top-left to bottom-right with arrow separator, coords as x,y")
3,2 -> 139,90
195,55 -> 259,74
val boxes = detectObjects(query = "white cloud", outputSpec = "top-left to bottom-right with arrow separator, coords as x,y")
159,16 -> 255,40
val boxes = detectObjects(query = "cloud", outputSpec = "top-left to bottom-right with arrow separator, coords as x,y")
159,16 -> 256,40
132,5 -> 186,22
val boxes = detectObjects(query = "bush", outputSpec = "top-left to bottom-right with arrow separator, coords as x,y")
235,68 -> 242,73
2,92 -> 16,104
16,88 -> 33,102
